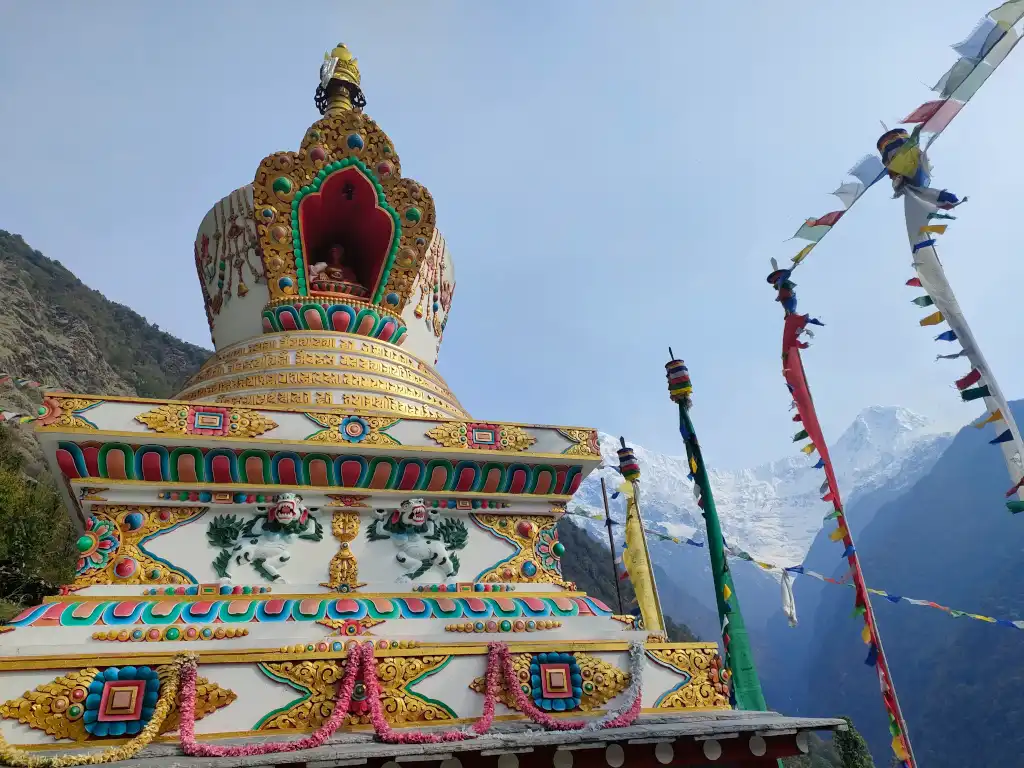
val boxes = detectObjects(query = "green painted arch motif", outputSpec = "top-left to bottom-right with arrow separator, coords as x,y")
290,157 -> 402,303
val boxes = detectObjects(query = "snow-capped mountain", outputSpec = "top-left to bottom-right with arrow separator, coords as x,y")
570,406 -> 952,568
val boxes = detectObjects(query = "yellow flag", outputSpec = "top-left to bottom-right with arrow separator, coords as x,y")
887,145 -> 921,177
919,311 -> 944,326
861,623 -> 872,644
970,614 -> 996,623
829,526 -> 848,542
617,481 -> 634,499
919,224 -> 948,235
892,736 -> 909,761
792,243 -> 815,265
622,496 -> 664,633
973,409 -> 1003,428
756,561 -> 773,570
723,584 -> 732,601
801,443 -> 816,454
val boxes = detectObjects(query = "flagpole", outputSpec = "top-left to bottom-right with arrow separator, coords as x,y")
767,269 -> 917,768
616,438 -> 667,635
664,353 -> 768,712
600,476 -> 626,615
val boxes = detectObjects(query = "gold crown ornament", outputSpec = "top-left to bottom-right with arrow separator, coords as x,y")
316,43 -> 365,114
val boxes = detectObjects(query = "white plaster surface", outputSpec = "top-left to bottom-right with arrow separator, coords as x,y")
399,230 -> 455,368
197,186 -> 271,352
193,663 -> 301,734
140,509 -> 522,587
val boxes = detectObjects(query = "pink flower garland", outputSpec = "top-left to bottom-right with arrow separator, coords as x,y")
174,640 -> 640,755
361,641 -> 501,743
177,648 -> 360,757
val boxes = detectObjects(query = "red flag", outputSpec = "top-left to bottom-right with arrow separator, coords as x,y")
955,369 -> 982,390
792,414 -> 802,422
906,277 -> 922,287
806,211 -> 844,228
902,100 -> 946,123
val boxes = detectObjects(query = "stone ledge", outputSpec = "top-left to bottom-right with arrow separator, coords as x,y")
28,712 -> 844,768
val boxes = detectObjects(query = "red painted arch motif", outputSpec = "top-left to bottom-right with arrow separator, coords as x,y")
54,442 -> 585,496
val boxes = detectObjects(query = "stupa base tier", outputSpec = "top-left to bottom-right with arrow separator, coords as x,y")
0,712 -> 845,767
0,640 -> 745,750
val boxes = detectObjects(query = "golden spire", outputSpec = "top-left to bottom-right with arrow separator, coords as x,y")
317,43 -> 365,117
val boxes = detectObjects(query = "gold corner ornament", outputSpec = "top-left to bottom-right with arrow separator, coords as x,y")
0,666 -> 233,743
321,509 -> 360,589
304,413 -> 400,445
469,651 -> 630,712
426,422 -> 536,452
36,397 -> 103,430
645,645 -> 730,709
558,428 -> 601,458
257,655 -> 454,730
316,617 -> 385,635
72,506 -> 205,588
471,514 -> 568,585
135,404 -> 278,438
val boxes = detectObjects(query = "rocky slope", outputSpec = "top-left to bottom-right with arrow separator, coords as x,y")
0,230 -> 209,403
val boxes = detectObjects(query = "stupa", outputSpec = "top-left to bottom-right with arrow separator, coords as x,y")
0,44 -> 842,767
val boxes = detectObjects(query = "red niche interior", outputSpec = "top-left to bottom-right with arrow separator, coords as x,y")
298,166 -> 396,300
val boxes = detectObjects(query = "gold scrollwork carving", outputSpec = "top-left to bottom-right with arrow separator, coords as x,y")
326,494 -> 370,507
472,514 -> 569,585
645,645 -> 730,709
0,667 -> 234,742
426,422 -> 536,452
254,109 -> 437,312
304,413 -> 400,445
71,506 -> 205,588
135,404 -> 278,438
322,509 -> 360,588
36,397 -> 103,430
558,428 -> 601,458
469,651 -> 629,712
257,655 -> 454,730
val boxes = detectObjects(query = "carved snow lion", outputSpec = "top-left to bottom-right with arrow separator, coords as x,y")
207,493 -> 324,582
366,498 -> 468,580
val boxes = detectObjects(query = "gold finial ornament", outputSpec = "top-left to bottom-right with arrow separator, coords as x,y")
316,43 -> 366,116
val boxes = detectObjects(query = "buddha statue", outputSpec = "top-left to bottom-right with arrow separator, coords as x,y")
309,244 -> 368,297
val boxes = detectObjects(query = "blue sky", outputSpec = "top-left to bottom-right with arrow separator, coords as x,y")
2,1 -> 1022,468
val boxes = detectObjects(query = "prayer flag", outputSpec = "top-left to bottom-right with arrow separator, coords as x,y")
961,385 -> 991,402
919,224 -> 948,235
990,1 -> 1024,24
911,295 -> 934,307
829,525 -> 848,542
990,430 -> 1013,445
792,243 -> 815,264
832,181 -> 863,209
806,211 -> 844,227
848,155 -> 886,188
902,100 -> 947,124
906,277 -> 922,287
955,369 -> 982,390
919,311 -> 944,326
792,222 -> 831,242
